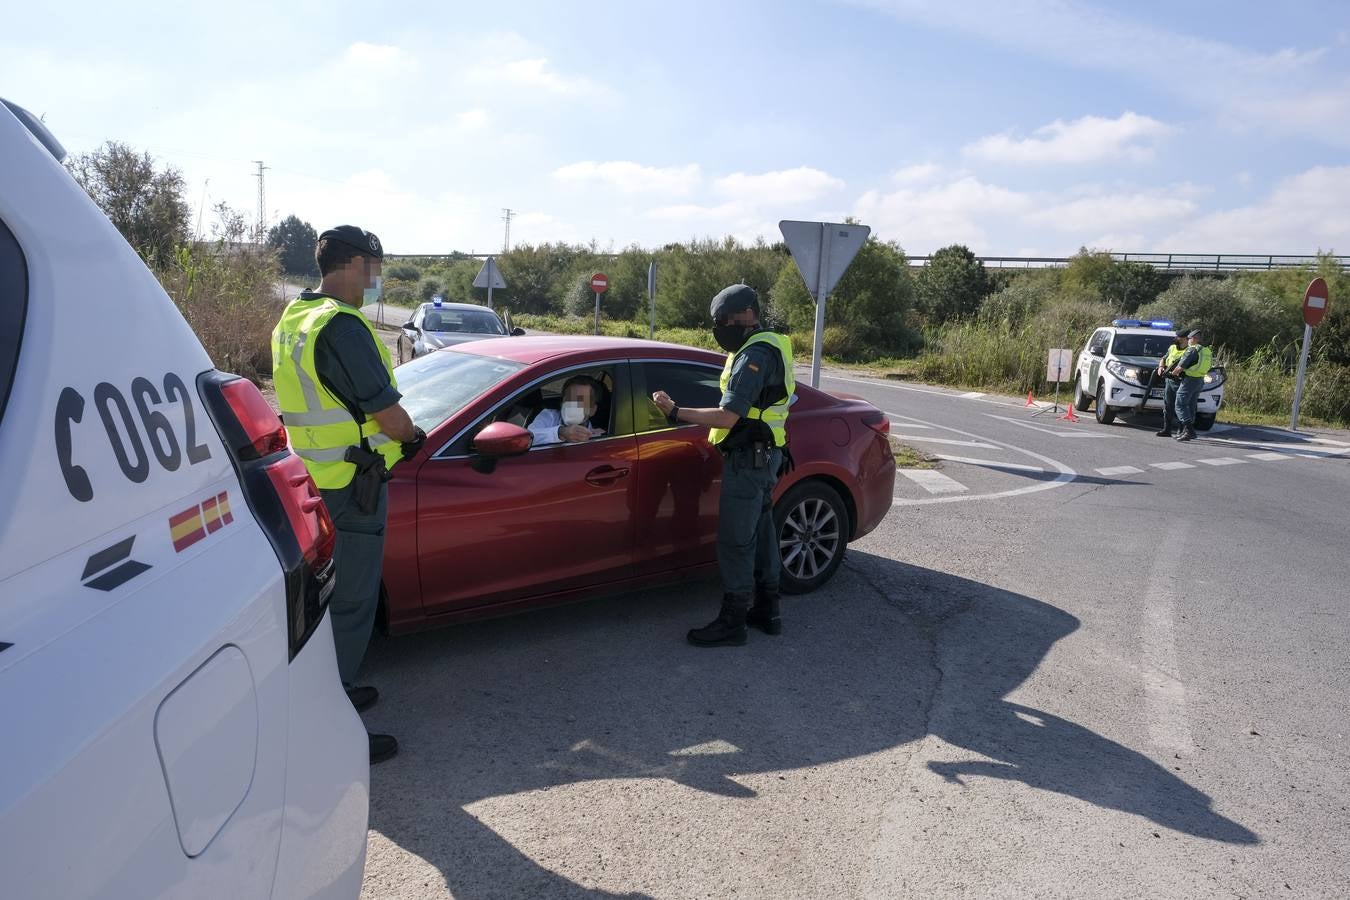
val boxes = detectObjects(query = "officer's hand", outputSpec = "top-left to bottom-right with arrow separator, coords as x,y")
651,391 -> 674,415
401,426 -> 427,460
559,425 -> 592,443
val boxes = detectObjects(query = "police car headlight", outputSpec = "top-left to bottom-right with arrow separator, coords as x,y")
1202,367 -> 1225,389
1105,360 -> 1146,386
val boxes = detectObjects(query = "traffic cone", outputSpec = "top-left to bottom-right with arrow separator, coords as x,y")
1057,405 -> 1079,423
1024,391 -> 1036,408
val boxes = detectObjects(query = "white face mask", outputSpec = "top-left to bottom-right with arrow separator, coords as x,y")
561,401 -> 586,426
362,275 -> 383,305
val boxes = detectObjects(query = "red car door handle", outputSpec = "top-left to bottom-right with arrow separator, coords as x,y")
585,465 -> 630,486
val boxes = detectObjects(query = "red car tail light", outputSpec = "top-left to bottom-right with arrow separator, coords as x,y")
200,371 -> 336,660
861,411 -> 890,435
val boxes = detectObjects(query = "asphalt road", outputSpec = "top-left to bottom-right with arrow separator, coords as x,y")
358,370 -> 1350,899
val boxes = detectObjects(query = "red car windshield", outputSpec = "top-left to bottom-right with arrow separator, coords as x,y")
398,350 -> 527,432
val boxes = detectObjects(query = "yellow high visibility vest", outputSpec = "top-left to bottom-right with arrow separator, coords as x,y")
1183,345 -> 1213,378
1163,345 -> 1186,368
708,331 -> 794,447
271,296 -> 403,489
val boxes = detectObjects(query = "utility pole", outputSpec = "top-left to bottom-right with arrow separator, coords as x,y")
501,207 -> 514,253
252,160 -> 269,241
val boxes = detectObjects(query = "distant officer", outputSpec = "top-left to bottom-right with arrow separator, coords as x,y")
271,225 -> 425,764
1155,332 -> 1189,437
651,284 -> 794,647
1170,328 -> 1212,443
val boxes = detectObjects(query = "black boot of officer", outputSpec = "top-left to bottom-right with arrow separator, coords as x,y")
746,585 -> 782,635
688,593 -> 750,646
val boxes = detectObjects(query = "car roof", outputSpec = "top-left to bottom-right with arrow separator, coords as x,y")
421,301 -> 493,312
1107,326 -> 1177,337
447,335 -> 720,366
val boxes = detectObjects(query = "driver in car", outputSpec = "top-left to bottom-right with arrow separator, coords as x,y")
528,375 -> 607,445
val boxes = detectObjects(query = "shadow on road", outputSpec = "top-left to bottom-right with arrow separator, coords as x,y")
362,553 -> 1255,897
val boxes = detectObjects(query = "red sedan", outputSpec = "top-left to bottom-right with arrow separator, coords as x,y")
380,336 -> 895,634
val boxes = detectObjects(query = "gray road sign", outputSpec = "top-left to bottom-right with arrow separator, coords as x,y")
779,220 -> 871,387
473,256 -> 507,309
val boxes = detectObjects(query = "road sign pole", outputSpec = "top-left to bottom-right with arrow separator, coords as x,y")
1290,322 -> 1313,430
811,224 -> 833,388
594,291 -> 601,335
648,260 -> 657,340
487,284 -> 494,310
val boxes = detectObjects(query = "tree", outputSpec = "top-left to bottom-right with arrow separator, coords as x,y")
915,244 -> 991,323
67,141 -> 191,262
267,215 -> 319,279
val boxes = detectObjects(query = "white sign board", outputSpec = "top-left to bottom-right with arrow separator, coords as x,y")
1046,348 -> 1073,383
473,256 -> 507,290
779,220 -> 870,301
779,220 -> 872,388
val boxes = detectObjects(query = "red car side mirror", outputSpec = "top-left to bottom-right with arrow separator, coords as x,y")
472,421 -> 532,458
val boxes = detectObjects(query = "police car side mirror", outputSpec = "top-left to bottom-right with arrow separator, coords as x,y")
1091,347 -> 1106,357
511,327 -> 526,336
403,320 -> 416,330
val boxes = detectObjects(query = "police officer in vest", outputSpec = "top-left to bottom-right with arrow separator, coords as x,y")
271,225 -> 425,764
1170,328 -> 1212,443
651,284 -> 794,647
1154,331 -> 1188,437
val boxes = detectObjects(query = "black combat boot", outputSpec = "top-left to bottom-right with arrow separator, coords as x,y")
746,585 -> 782,635
687,593 -> 749,647
1177,426 -> 1196,442
1154,427 -> 1172,437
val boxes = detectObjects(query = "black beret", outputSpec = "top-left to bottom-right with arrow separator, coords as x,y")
709,284 -> 759,320
319,224 -> 383,259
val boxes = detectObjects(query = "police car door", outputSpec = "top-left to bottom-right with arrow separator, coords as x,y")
0,105 -> 291,899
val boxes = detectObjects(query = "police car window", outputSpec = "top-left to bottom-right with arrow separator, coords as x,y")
396,351 -> 526,433
1112,333 -> 1174,357
634,362 -> 723,433
425,310 -> 506,335
0,217 -> 26,428
1089,331 -> 1109,354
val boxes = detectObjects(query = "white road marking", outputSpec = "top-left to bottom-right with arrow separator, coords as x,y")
1196,457 -> 1246,466
984,414 -> 1119,438
891,435 -> 1001,449
880,412 -> 1078,506
898,469 -> 968,494
1203,437 -> 1350,458
1141,526 -> 1197,756
934,454 -> 1045,473
1096,465 -> 1144,476
1247,452 -> 1293,461
885,416 -> 933,429
1151,461 -> 1195,470
958,391 -> 986,399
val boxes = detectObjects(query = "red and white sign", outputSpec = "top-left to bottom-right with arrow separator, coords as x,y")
1303,277 -> 1330,327
590,273 -> 610,293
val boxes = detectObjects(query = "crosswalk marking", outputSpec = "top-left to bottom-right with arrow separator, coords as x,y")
1151,462 -> 1195,470
1196,457 -> 1246,466
898,469 -> 968,494
1246,452 -> 1292,462
958,391 -> 986,399
1096,465 -> 1144,476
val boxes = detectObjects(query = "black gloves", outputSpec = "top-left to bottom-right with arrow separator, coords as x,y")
401,426 -> 427,460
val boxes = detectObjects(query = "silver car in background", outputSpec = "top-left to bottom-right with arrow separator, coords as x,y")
396,300 -> 525,363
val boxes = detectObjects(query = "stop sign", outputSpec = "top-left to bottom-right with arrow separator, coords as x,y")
590,273 -> 609,293
1304,277 -> 1330,327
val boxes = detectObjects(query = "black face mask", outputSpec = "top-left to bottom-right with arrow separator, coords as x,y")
713,322 -> 749,352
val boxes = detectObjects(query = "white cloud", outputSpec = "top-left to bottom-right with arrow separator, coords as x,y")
713,167 -> 845,204
553,161 -> 702,195
854,175 -> 1035,251
647,202 -> 745,222
456,109 -> 490,130
1159,166 -> 1350,252
850,0 -> 1350,145
343,42 -> 406,67
965,112 -> 1174,164
1025,192 -> 1197,231
891,163 -> 943,185
470,57 -> 615,100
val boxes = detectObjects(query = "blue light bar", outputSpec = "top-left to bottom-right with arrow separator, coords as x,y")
1148,319 -> 1174,329
1111,318 -> 1143,328
432,296 -> 444,307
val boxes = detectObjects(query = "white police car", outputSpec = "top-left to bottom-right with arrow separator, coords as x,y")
0,101 -> 368,897
1071,318 -> 1225,430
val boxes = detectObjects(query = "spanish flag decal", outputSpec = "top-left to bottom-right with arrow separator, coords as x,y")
170,491 -> 235,552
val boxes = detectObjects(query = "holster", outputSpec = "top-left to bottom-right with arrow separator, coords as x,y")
344,444 -> 390,515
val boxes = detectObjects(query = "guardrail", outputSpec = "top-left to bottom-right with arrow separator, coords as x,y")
907,253 -> 1348,272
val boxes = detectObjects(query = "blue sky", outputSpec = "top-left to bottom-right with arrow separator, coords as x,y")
6,0 -> 1349,255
